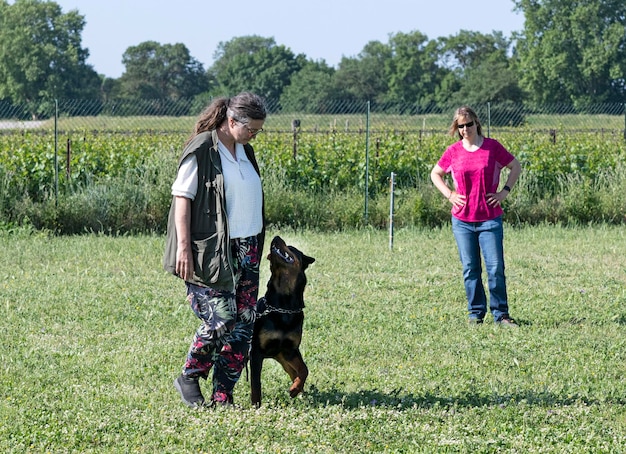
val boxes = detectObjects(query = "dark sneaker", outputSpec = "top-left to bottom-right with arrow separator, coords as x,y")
174,375 -> 205,408
497,317 -> 519,328
468,317 -> 484,325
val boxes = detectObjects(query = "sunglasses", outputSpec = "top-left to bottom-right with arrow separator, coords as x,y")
458,121 -> 475,129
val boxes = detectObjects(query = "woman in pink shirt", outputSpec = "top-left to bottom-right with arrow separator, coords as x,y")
431,106 -> 522,326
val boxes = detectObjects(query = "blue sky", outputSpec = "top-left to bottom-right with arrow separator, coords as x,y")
53,0 -> 524,79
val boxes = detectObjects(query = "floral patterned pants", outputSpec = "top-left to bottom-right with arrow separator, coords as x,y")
182,236 -> 260,404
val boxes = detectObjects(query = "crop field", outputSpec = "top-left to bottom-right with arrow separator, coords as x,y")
0,226 -> 625,452
1,122 -> 624,197
1,115 -> 624,234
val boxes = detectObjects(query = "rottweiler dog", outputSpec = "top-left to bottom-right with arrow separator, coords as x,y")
250,235 -> 315,407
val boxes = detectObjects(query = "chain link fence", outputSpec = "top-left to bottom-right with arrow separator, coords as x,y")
1,98 -> 625,232
1,99 -> 625,138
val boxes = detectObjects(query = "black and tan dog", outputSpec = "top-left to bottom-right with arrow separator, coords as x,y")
250,236 -> 315,407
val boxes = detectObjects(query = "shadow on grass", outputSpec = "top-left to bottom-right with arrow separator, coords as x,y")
613,315 -> 626,326
304,385 -> 624,410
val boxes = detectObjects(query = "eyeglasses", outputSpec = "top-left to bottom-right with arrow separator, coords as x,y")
234,119 -> 264,136
458,121 -> 475,129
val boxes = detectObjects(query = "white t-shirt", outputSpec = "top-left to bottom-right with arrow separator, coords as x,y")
171,141 -> 263,239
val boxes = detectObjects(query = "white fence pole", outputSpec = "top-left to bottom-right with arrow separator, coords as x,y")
389,172 -> 395,251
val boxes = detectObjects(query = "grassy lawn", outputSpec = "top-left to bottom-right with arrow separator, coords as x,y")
1,226 -> 625,453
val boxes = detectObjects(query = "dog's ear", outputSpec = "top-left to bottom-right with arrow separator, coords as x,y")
302,254 -> 315,269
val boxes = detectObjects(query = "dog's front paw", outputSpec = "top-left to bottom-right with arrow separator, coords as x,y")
289,378 -> 304,398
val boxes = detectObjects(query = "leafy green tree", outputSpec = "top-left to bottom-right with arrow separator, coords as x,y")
333,40 -> 392,103
433,71 -> 463,106
119,41 -> 209,100
100,76 -> 122,102
0,0 -> 100,118
441,31 -> 508,69
384,31 -> 445,106
209,35 -> 305,101
440,31 -> 523,105
210,35 -> 276,83
514,0 -> 626,105
280,60 -> 341,113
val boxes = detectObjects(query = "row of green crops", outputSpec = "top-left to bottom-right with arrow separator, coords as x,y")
0,132 -> 184,199
1,128 -> 625,202
260,130 -> 453,191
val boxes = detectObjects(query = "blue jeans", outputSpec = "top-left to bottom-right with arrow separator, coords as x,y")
451,216 -> 509,322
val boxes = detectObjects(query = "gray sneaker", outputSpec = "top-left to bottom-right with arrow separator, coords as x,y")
174,375 -> 205,408
496,317 -> 519,328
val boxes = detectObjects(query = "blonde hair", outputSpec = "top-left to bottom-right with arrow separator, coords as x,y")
448,105 -> 483,139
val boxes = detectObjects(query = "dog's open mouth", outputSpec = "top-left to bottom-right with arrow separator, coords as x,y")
271,244 -> 295,263
270,236 -> 295,264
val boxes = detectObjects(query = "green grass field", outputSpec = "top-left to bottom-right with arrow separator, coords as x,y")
1,226 -> 625,453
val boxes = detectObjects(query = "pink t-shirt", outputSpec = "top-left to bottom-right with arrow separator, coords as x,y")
437,137 -> 514,222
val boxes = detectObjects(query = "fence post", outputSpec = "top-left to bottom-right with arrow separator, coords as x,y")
291,119 -> 300,159
389,172 -> 395,251
54,99 -> 58,207
487,102 -> 491,138
364,101 -> 370,223
550,129 -> 557,144
66,139 -> 71,178
624,103 -> 626,141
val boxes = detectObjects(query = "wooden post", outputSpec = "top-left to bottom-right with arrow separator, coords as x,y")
291,119 -> 300,159
66,138 -> 71,179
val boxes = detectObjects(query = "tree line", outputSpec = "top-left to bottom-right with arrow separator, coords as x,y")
1,0 -> 625,120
